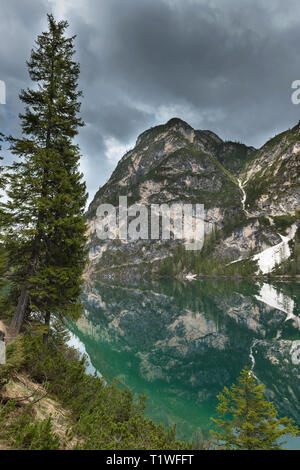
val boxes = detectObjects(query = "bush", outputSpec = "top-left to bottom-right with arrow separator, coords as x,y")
1,328 -> 191,450
272,214 -> 299,235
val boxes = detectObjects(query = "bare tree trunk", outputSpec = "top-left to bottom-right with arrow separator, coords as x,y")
9,252 -> 38,338
43,311 -> 51,344
9,286 -> 29,336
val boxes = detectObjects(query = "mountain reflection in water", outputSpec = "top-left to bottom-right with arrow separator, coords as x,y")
68,279 -> 300,445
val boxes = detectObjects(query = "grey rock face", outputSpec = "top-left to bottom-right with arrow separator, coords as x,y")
85,118 -> 300,280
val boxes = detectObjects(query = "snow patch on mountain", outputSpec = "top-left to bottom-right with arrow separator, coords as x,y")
252,224 -> 298,274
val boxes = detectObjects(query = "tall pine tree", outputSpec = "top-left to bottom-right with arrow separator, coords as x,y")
5,15 -> 87,338
211,367 -> 299,450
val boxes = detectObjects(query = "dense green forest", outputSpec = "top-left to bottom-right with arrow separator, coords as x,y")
156,223 -> 300,279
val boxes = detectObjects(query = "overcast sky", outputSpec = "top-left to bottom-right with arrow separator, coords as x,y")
0,0 -> 300,204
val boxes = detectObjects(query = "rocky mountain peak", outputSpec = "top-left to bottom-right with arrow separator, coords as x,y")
135,117 -> 194,148
165,116 -> 192,129
86,118 -> 299,282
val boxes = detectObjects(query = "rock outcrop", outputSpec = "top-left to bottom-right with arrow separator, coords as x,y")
85,118 -> 300,280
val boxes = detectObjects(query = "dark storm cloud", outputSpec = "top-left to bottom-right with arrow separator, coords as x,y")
1,0 -> 300,202
0,0 -> 48,161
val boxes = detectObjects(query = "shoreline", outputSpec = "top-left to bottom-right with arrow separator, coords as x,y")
179,274 -> 300,283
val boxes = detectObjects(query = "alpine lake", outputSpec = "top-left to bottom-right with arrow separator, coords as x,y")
68,278 -> 300,449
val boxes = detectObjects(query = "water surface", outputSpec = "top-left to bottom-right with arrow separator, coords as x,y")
69,279 -> 300,447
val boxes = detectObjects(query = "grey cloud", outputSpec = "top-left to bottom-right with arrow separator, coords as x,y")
1,0 -> 300,200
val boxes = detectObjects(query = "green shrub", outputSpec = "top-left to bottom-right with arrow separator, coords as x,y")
13,415 -> 60,450
4,329 -> 191,450
272,214 -> 299,235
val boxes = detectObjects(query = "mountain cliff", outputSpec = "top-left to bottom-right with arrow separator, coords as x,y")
85,118 -> 300,281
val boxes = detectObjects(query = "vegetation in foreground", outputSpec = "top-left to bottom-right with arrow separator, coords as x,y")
0,324 -> 191,450
211,367 -> 299,450
0,322 -> 298,450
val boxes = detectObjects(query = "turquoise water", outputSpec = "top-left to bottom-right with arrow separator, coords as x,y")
69,278 -> 300,447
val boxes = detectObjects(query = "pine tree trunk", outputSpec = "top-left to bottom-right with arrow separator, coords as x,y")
9,286 -> 29,336
43,312 -> 51,344
9,251 -> 38,336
